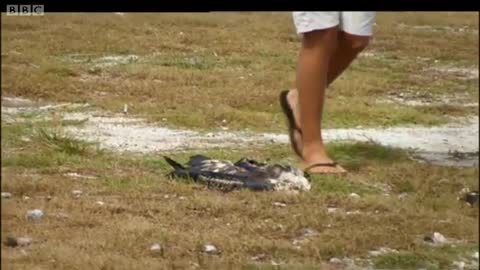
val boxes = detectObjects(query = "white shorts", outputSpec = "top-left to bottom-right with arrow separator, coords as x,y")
292,12 -> 376,36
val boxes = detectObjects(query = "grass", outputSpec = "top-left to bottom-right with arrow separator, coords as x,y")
1,12 -> 478,132
1,12 -> 479,270
1,119 -> 479,269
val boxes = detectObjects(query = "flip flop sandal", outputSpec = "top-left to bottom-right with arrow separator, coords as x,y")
279,90 -> 303,158
303,162 -> 347,176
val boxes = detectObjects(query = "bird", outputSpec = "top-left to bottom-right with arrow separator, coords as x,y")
163,155 -> 311,192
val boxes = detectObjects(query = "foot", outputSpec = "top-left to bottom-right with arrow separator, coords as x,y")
281,89 -> 346,174
301,144 -> 347,175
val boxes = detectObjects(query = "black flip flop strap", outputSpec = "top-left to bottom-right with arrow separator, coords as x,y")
304,162 -> 338,172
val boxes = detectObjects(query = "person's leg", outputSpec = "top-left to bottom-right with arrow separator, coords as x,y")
295,27 -> 342,173
286,30 -> 371,122
285,12 -> 375,173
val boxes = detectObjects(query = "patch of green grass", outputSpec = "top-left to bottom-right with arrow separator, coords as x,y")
373,252 -> 434,270
1,153 -> 55,168
60,118 -> 89,127
373,244 -> 479,270
103,176 -> 132,189
310,175 -> 363,195
44,67 -> 78,77
243,264 -> 322,270
37,128 -> 97,156
327,142 -> 409,169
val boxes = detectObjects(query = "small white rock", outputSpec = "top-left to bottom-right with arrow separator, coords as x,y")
1,192 -> 12,199
273,202 -> 287,207
203,244 -> 218,254
327,207 -> 337,213
472,251 -> 479,260
72,190 -> 82,197
369,247 -> 398,256
5,237 -> 32,247
432,232 -> 447,244
163,195 -> 170,199
349,193 -> 360,199
270,260 -> 283,266
23,196 -> 30,201
26,209 -> 44,221
20,136 -> 31,142
251,254 -> 267,261
329,257 -> 343,264
178,196 -> 186,200
452,261 -> 465,269
95,201 -> 105,206
302,228 -> 318,237
150,243 -> 162,252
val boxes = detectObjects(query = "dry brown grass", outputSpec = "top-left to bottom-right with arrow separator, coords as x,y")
1,12 -> 479,270
1,120 -> 479,269
1,12 -> 478,131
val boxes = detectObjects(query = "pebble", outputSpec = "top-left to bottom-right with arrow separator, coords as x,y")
251,254 -> 267,261
329,257 -> 343,264
1,192 -> 12,199
302,228 -> 318,237
273,202 -> 287,207
72,190 -> 83,197
346,210 -> 361,215
424,232 -> 448,244
26,209 -> 44,221
203,244 -> 219,254
95,201 -> 105,206
452,261 -> 465,269
327,207 -> 337,213
472,251 -> 479,260
5,237 -> 32,247
150,243 -> 162,252
349,193 -> 360,199
368,247 -> 399,256
432,232 -> 447,244
23,196 -> 30,201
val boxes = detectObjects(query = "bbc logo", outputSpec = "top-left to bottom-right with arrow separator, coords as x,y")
6,5 -> 44,16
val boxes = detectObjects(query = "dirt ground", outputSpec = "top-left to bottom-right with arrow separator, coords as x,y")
1,12 -> 479,270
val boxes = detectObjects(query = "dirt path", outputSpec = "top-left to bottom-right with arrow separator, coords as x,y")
2,97 -> 478,167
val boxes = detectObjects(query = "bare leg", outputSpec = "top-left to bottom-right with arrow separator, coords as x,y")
287,32 -> 370,173
295,28 -> 340,173
288,31 -> 371,120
